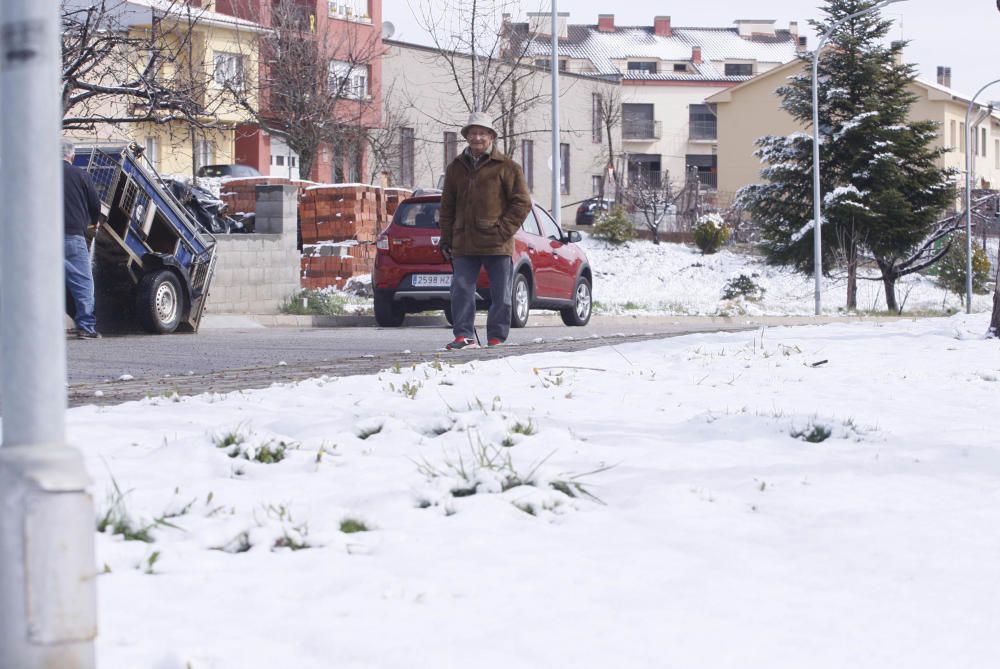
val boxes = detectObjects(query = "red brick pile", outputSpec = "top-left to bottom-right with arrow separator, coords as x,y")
299,184 -> 413,289
219,176 -> 313,215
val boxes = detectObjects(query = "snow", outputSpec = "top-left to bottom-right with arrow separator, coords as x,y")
27,234 -> 1000,667
576,236 -> 996,316
67,310 -> 1000,668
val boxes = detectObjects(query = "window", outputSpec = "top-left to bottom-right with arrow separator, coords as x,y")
724,63 -> 753,77
275,155 -> 285,166
443,131 -> 458,168
591,175 -> 602,195
399,127 -> 414,187
194,139 -> 215,171
535,204 -> 562,240
559,143 -> 570,195
143,136 -> 159,170
960,122 -> 966,153
521,209 -> 541,236
328,60 -> 369,99
673,63 -> 687,73
686,154 -> 717,189
622,103 -> 656,139
689,104 -> 717,140
327,0 -> 368,21
592,93 -> 603,143
950,120 -> 957,148
983,127 -> 988,157
995,139 -> 999,169
534,59 -> 567,71
213,52 -> 245,90
521,139 -> 534,191
627,61 -> 657,74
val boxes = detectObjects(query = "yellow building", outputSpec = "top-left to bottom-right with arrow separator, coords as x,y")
707,59 -> 1000,207
65,0 -> 262,176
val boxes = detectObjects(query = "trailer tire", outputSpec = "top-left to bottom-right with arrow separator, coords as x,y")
136,270 -> 183,334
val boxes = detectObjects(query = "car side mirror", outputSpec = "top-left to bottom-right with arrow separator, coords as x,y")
565,230 -> 582,243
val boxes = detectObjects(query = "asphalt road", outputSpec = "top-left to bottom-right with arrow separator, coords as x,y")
62,314 -> 767,407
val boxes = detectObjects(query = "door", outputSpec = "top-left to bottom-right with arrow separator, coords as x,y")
533,205 -> 575,298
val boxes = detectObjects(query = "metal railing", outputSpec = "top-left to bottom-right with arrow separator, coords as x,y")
623,119 -> 662,140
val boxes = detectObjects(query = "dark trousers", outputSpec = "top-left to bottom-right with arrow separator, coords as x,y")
451,255 -> 512,342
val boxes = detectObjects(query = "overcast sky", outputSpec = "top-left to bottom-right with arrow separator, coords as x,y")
381,0 -> 996,99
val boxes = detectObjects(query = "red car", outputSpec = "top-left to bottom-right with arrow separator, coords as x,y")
373,193 -> 592,328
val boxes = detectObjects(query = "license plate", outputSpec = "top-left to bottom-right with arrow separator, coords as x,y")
412,273 -> 451,287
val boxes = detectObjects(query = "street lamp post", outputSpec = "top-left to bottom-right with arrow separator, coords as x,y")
811,0 -> 907,315
0,0 -> 98,667
550,0 -> 561,224
964,81 -> 1000,313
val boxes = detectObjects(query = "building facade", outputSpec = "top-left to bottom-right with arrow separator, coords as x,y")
511,13 -> 803,198
381,39 -> 617,226
707,61 -> 1000,207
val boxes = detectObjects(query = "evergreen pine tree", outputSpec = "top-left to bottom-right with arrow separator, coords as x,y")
740,0 -> 954,311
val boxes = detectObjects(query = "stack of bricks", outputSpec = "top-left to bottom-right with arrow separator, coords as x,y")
300,245 -> 356,290
383,187 -> 412,218
219,177 -> 313,216
299,184 -> 388,289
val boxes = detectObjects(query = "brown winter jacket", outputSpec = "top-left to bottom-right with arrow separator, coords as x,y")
439,148 -> 532,256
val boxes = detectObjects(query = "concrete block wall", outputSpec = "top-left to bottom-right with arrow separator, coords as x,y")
204,185 -> 301,314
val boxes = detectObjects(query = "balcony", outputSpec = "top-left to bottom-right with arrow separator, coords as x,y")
623,119 -> 662,141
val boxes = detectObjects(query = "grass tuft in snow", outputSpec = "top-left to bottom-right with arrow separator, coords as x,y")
97,477 -> 154,543
212,427 -> 292,463
791,422 -> 833,443
339,518 -> 369,533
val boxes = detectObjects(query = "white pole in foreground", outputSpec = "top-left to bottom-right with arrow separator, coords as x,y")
550,0 -> 561,224
810,0 -> 907,316
0,0 -> 98,666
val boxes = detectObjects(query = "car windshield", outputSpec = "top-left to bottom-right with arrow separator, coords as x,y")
394,202 -> 440,228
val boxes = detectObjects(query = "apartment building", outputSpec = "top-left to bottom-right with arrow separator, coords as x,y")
509,13 -> 803,196
381,38 -> 616,226
707,62 -> 1000,206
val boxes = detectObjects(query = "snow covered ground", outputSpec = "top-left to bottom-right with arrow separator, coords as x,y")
331,235 -> 997,318
72,308 -> 1000,668
577,235 -> 998,316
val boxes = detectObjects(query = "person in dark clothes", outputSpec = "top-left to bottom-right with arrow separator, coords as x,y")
63,139 -> 102,339
438,112 -> 531,349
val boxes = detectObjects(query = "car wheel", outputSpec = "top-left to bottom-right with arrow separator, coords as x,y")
136,269 -> 184,334
510,272 -> 530,328
443,304 -> 454,326
560,276 -> 592,326
374,289 -> 405,327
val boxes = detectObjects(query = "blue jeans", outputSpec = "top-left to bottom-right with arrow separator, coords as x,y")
451,255 -> 512,342
65,234 -> 97,333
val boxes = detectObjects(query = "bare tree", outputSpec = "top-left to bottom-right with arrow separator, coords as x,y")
230,0 -> 383,180
621,171 -> 694,245
60,0 -> 233,130
410,0 -> 551,154
592,81 -> 622,201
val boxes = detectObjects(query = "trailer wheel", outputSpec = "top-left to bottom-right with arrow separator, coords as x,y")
136,270 -> 183,334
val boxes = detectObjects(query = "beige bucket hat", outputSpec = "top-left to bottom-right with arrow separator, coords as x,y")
460,111 -> 498,138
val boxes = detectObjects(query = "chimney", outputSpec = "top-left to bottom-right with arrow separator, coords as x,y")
691,46 -> 702,64
654,15 -> 672,37
598,14 -> 615,32
937,66 -> 952,88
890,40 -> 904,66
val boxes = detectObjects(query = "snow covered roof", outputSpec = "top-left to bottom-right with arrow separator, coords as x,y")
76,0 -> 267,32
514,23 -> 801,82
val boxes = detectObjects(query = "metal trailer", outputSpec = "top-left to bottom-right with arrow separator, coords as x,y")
73,145 -> 217,334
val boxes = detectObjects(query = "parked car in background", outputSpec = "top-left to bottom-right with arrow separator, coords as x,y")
373,194 -> 593,328
575,197 -> 614,225
196,164 -> 262,179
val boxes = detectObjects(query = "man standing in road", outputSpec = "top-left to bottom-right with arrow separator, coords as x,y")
439,112 -> 531,350
63,139 -> 102,339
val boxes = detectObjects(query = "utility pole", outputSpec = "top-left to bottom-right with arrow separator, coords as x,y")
550,0 -> 560,224
0,0 -> 99,666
